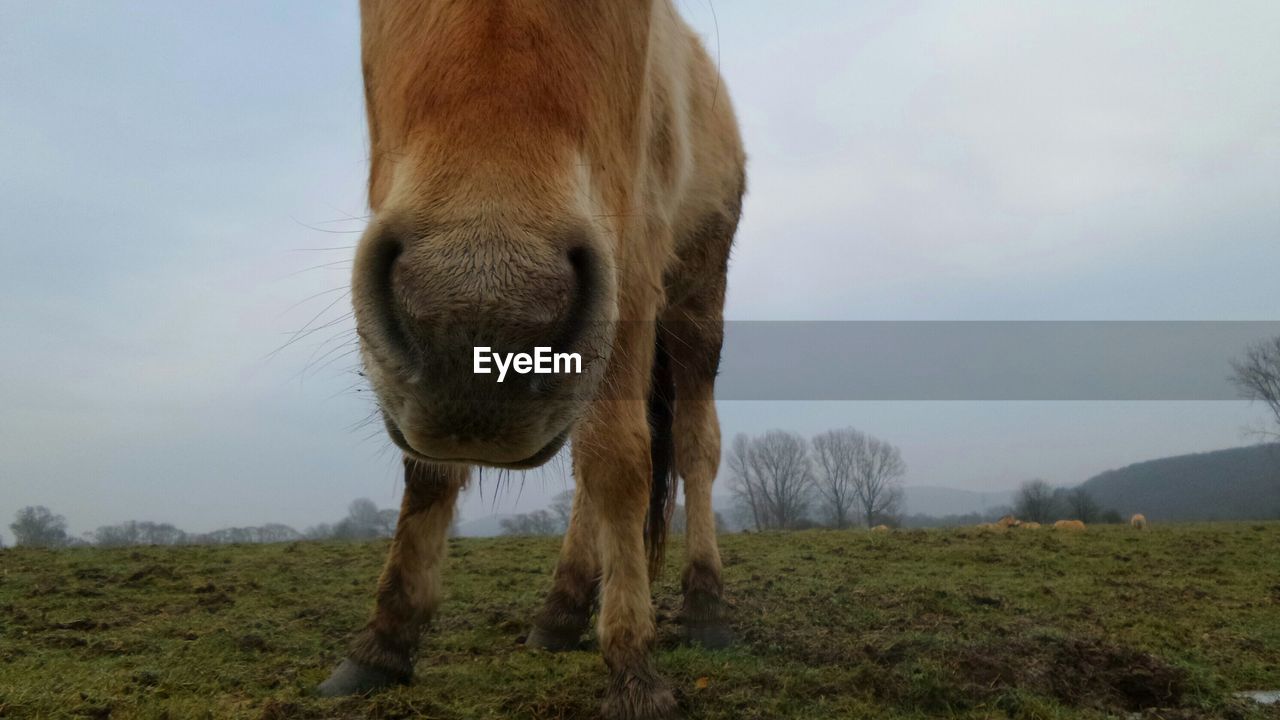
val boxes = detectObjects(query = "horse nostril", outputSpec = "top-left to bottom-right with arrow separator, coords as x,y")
556,244 -> 597,354
355,228 -> 412,357
566,246 -> 592,303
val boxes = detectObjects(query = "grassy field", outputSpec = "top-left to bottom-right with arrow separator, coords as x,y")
2,523 -> 1278,719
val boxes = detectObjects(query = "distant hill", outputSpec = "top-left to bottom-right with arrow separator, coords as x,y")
1080,444 -> 1280,521
901,486 -> 1015,517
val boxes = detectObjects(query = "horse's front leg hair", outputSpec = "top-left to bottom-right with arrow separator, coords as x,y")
318,458 -> 467,696
576,319 -> 678,720
528,481 -> 600,650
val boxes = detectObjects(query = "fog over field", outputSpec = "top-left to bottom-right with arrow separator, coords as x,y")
2,2 -> 1279,537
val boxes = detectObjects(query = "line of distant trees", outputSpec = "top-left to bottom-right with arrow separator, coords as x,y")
498,489 -> 728,537
499,428 -> 909,536
1012,480 -> 1123,525
897,483 -> 1124,528
499,490 -> 574,536
898,509 -> 1015,529
5,498 -> 411,549
727,428 -> 907,531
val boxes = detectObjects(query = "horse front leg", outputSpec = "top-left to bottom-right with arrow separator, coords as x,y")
527,483 -> 599,650
318,458 -> 466,696
575,321 -> 678,720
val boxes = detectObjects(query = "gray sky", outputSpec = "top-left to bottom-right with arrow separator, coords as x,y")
2,1 -> 1278,539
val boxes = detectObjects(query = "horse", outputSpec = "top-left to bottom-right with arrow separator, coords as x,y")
1130,513 -> 1148,530
317,2 -> 745,718
1053,519 -> 1086,531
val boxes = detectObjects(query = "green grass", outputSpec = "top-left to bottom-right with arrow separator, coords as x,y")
2,523 -> 1279,719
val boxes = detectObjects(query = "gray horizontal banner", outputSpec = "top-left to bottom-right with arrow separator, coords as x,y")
708,321 -> 1280,400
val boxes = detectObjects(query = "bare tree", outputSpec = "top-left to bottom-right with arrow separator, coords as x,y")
256,524 -> 303,543
1066,488 -> 1102,524
727,434 -> 764,531
849,433 -> 906,528
93,522 -> 141,547
548,490 -> 574,532
11,506 -> 69,548
377,509 -> 398,535
92,520 -> 189,547
355,499 -> 396,535
1015,480 -> 1058,523
305,523 -> 335,540
756,430 -> 813,529
811,428 -> 860,528
1233,336 -> 1280,440
500,510 -> 559,536
137,522 -> 187,545
329,498 -> 396,539
728,431 -> 812,530
187,525 -> 300,544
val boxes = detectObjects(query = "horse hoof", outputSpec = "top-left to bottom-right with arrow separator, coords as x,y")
602,670 -> 679,720
316,658 -> 404,697
525,624 -> 585,652
682,620 -> 733,650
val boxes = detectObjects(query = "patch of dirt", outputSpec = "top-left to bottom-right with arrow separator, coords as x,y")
73,568 -> 109,581
40,635 -> 89,649
130,670 -> 161,689
497,692 -> 597,720
70,694 -> 111,719
258,699 -> 308,720
237,634 -> 270,653
122,564 -> 179,586
730,587 -> 1192,716
196,591 -> 234,611
46,618 -> 105,632
961,635 -> 1189,712
967,592 -> 1006,608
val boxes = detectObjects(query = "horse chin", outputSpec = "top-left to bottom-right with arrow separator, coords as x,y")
383,411 -> 571,470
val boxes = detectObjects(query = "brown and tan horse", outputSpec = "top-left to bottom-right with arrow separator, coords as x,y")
317,2 -> 745,718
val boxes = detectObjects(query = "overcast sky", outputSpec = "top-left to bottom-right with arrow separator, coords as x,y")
2,1 -> 1278,539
